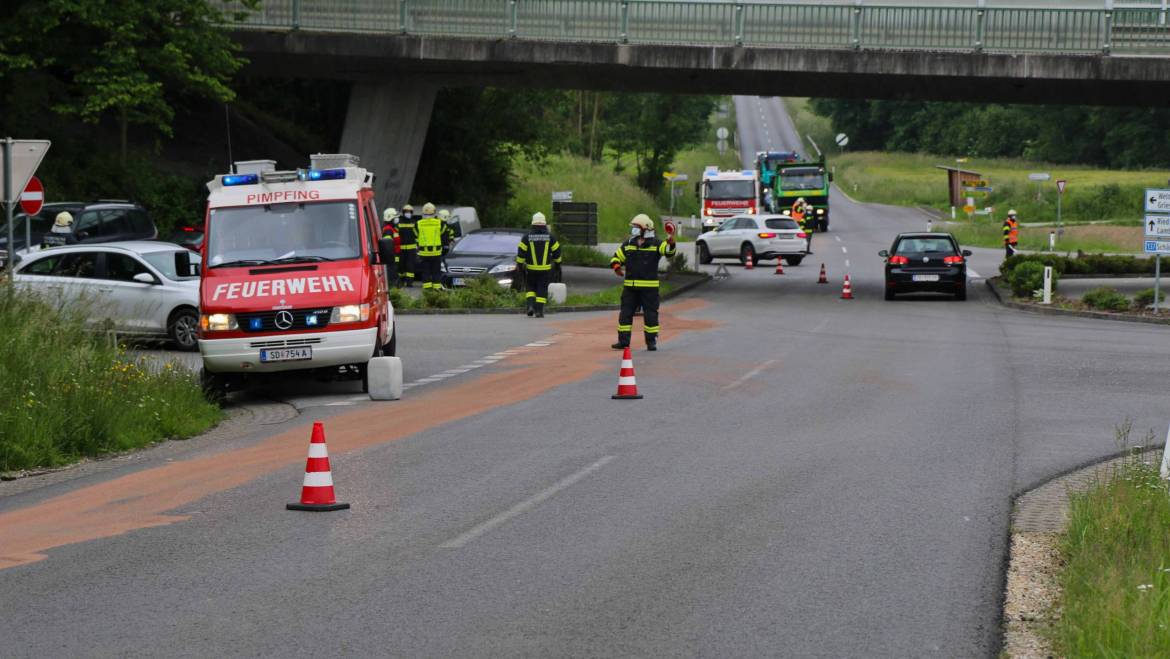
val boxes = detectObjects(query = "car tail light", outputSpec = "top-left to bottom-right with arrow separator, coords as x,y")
943,255 -> 965,265
797,232 -> 807,239
888,255 -> 909,265
757,232 -> 777,239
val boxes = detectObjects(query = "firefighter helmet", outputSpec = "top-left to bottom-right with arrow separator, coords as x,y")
422,202 -> 436,215
402,204 -> 414,212
631,214 -> 653,230
438,209 -> 450,220
383,208 -> 398,222
54,212 -> 74,227
531,212 -> 547,226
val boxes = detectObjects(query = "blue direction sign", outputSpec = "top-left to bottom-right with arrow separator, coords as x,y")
1144,240 -> 1170,255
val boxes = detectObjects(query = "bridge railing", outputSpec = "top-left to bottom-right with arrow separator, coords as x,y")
225,1 -> 1170,55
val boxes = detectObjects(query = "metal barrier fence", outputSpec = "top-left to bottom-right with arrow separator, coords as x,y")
225,1 -> 1170,55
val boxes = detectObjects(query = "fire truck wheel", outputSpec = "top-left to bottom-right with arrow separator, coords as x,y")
385,326 -> 397,357
200,369 -> 229,404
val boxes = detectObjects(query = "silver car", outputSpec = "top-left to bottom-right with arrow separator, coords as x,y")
696,214 -> 808,267
13,241 -> 201,350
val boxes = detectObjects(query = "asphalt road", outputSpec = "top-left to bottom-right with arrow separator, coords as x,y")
3,99 -> 1170,658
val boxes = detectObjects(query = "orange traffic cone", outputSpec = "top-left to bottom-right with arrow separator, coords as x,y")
840,274 -> 854,300
287,421 -> 350,511
774,259 -> 785,275
612,346 -> 643,400
744,256 -> 754,270
817,263 -> 828,284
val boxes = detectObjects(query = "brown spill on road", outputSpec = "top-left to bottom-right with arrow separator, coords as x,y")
0,300 -> 714,569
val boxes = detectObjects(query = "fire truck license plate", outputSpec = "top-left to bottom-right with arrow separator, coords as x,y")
260,347 -> 312,363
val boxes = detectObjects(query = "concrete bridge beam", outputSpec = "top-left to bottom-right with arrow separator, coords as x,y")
340,78 -> 438,208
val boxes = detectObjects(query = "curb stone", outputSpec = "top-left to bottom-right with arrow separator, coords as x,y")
1003,446 -> 1163,658
394,272 -> 711,315
985,277 -> 1170,326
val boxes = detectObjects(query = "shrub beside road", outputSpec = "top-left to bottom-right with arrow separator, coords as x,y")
0,288 -> 220,473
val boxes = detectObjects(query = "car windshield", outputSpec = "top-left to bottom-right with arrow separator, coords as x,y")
896,237 -> 956,254
141,250 -> 199,281
705,180 -> 755,200
765,218 -> 800,230
206,201 -> 361,267
452,232 -> 522,255
779,169 -> 825,191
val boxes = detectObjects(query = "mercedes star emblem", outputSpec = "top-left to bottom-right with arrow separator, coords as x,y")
274,310 -> 294,330
922,257 -> 929,263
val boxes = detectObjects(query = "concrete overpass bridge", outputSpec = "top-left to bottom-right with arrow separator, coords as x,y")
227,0 -> 1170,204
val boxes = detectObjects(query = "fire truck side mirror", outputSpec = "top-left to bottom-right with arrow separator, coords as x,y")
377,237 -> 395,265
174,249 -> 200,277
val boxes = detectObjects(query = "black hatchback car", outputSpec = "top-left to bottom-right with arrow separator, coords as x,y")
880,232 -> 972,300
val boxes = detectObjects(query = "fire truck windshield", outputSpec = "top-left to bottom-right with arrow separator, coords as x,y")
705,180 -> 755,200
206,201 -> 362,268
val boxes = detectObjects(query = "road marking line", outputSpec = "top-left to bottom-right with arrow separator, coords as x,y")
845,259 -> 851,268
722,359 -> 779,391
439,455 -> 616,549
841,246 -> 848,254
968,267 -> 983,279
835,235 -> 842,242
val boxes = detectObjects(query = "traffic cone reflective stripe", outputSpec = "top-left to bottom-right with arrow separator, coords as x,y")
775,260 -> 784,275
817,263 -> 828,284
612,346 -> 643,400
744,257 -> 754,270
287,421 -> 350,512
841,274 -> 854,300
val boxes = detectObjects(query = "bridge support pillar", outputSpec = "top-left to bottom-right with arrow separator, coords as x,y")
340,78 -> 438,208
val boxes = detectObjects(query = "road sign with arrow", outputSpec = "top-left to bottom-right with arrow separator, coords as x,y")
1146,189 -> 1170,213
1147,216 -> 1170,238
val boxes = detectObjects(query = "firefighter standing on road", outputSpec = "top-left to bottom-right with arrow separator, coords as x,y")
791,197 -> 813,254
398,204 -> 418,287
1003,209 -> 1020,257
611,214 -> 676,352
516,212 -> 562,318
416,202 -> 453,291
381,208 -> 400,286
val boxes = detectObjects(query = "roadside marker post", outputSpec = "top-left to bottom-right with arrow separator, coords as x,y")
1042,266 -> 1053,305
1161,423 -> 1170,481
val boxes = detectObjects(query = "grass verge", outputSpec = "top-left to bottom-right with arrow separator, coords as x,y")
1055,449 -> 1170,656
663,101 -> 741,219
945,219 -> 1141,253
0,288 -> 221,473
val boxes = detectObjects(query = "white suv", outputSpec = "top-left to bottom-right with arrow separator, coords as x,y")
696,214 -> 808,267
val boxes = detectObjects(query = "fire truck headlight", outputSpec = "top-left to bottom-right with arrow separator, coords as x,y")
201,313 -> 238,331
331,304 -> 370,324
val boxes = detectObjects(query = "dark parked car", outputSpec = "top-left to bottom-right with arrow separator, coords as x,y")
168,225 -> 205,253
441,229 -> 528,289
0,201 -> 158,267
880,232 -> 972,300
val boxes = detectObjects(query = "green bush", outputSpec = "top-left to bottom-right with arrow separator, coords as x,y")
1006,261 -> 1049,297
447,275 -> 525,309
1081,287 -> 1131,311
0,288 -> 221,472
1001,253 -> 1162,279
1132,288 -> 1164,310
560,244 -> 612,268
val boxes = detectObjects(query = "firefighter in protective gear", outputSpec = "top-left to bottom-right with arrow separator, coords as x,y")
611,214 -> 676,351
398,204 -> 418,287
1003,209 -> 1020,257
381,208 -> 401,286
516,212 -> 562,318
416,202 -> 453,291
437,209 -> 453,252
792,197 -> 813,253
51,212 -> 73,233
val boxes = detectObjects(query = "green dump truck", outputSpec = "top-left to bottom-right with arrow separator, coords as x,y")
771,159 -> 832,232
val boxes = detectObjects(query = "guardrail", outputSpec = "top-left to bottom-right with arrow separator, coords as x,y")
226,1 -> 1170,55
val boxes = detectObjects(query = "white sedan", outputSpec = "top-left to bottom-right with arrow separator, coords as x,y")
696,214 -> 808,267
13,241 -> 201,350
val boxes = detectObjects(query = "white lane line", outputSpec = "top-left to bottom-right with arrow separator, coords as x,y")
439,456 -> 616,549
722,359 -> 779,391
324,401 -> 355,407
835,235 -> 842,242
845,259 -> 851,268
968,267 -> 983,279
841,246 -> 848,254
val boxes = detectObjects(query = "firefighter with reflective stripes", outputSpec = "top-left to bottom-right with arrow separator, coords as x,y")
1003,209 -> 1019,257
611,214 -> 676,351
381,207 -> 401,286
416,202 -> 454,291
398,204 -> 418,287
516,212 -> 562,318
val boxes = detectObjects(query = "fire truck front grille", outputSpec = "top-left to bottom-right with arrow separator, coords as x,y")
237,308 -> 332,333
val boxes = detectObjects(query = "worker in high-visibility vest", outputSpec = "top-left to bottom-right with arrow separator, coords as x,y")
792,197 -> 813,253
516,212 -> 562,318
416,202 -> 454,291
610,214 -> 676,351
381,208 -> 400,287
1003,209 -> 1020,257
398,204 -> 417,287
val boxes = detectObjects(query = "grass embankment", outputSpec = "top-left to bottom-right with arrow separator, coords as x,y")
1055,455 -> 1170,656
785,98 -> 838,159
0,288 -> 221,473
945,220 -> 1143,254
508,154 -> 668,243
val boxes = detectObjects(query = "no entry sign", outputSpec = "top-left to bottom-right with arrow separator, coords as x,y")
20,176 -> 43,215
